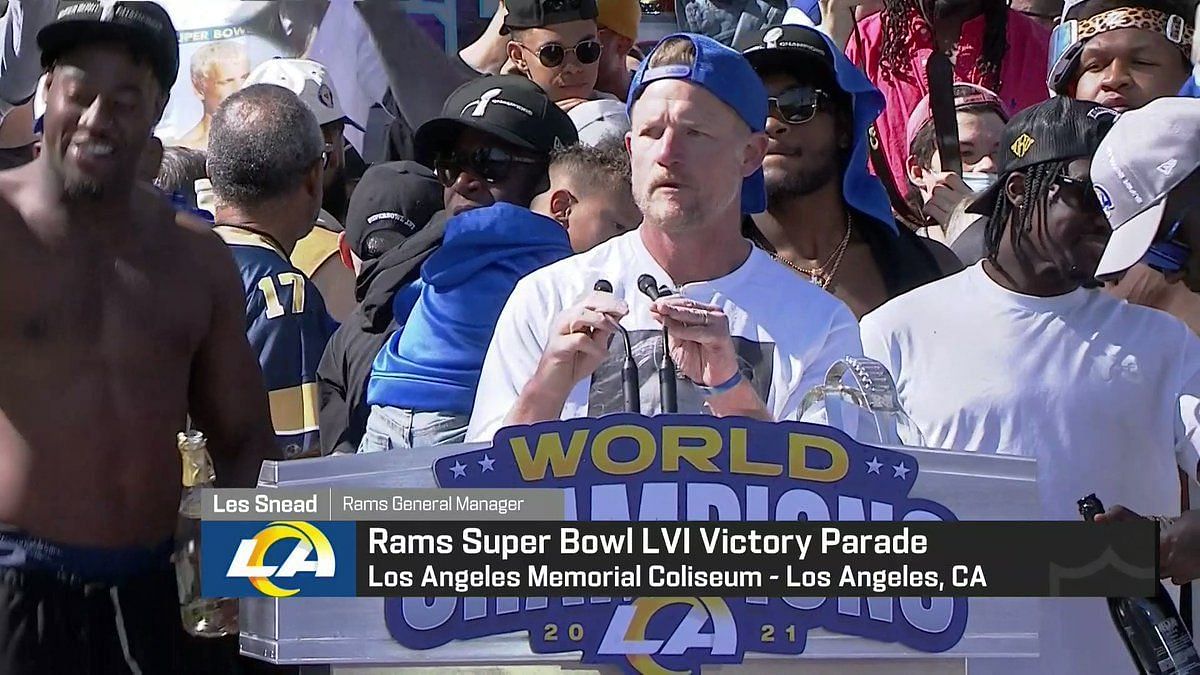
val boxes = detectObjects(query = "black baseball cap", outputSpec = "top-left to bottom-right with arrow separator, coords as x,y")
502,0 -> 599,34
967,97 -> 1118,215
414,75 -> 578,168
344,161 -> 443,259
740,24 -> 837,82
38,1 -> 179,92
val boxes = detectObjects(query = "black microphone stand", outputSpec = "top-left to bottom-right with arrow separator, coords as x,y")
637,275 -> 678,414
594,280 -> 640,413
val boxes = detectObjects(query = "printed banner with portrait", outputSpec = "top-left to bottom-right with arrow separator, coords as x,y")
152,0 -> 325,150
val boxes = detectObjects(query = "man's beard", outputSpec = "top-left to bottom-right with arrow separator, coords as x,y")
63,174 -> 106,201
765,154 -> 840,203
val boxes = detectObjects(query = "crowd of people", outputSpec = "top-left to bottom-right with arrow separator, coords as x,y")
0,0 -> 1197,672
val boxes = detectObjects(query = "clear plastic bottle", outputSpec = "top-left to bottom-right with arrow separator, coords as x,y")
173,430 -> 239,637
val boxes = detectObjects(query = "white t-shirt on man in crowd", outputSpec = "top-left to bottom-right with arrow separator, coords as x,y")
466,230 -> 863,441
860,262 -> 1200,675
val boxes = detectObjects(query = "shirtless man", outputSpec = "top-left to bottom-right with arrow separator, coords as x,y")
0,3 -> 278,672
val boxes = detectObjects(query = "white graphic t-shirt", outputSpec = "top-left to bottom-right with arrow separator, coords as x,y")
466,230 -> 863,441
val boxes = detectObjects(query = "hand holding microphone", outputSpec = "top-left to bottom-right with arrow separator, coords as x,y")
638,272 -> 741,399
529,284 -> 629,396
649,295 -> 741,390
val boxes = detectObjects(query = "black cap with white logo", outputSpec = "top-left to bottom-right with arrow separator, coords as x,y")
38,1 -> 179,92
740,24 -> 837,81
414,75 -> 578,167
344,161 -> 443,260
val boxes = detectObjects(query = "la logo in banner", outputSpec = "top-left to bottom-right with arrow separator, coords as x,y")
384,415 -> 967,673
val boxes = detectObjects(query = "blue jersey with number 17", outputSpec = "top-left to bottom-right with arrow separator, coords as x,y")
214,225 -> 337,459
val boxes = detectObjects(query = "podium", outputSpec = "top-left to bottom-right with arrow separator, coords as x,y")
239,436 -> 1039,674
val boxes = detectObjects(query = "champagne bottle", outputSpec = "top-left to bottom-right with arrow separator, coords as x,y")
1079,493 -> 1200,674
174,430 -> 239,637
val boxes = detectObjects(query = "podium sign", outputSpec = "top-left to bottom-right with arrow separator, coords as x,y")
239,418 -> 1039,672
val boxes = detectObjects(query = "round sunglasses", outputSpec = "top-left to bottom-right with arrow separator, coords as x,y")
433,146 -> 541,187
767,86 -> 832,125
517,39 -> 603,68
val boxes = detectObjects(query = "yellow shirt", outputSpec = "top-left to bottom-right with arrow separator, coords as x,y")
292,210 -> 342,277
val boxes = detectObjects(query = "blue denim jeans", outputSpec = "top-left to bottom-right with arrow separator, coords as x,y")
358,406 -> 469,452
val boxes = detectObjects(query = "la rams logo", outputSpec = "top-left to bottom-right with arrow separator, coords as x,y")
226,521 -> 336,597
1093,183 -> 1114,214
318,83 -> 335,109
1010,133 -> 1035,158
613,598 -> 735,674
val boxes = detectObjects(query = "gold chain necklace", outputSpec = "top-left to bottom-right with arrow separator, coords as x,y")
770,215 -> 853,290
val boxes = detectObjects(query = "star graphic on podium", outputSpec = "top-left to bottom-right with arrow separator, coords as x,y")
893,462 -> 910,480
450,461 -> 467,478
478,454 -> 496,472
866,457 -> 883,474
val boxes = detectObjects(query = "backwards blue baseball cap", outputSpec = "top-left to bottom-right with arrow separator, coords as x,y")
627,33 -> 769,214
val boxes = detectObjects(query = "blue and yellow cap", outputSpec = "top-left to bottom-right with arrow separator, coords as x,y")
628,33 -> 769,214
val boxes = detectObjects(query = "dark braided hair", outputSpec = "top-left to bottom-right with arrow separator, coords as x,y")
984,160 -> 1067,262
879,0 -> 1008,91
976,0 -> 1007,90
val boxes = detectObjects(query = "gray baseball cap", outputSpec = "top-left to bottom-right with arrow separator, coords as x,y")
1093,97 -> 1200,278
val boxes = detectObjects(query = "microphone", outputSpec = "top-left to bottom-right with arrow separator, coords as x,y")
637,274 -> 661,300
594,280 -> 640,413
636,273 -> 678,414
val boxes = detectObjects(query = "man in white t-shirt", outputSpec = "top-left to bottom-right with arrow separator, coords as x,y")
861,96 -> 1200,675
466,33 -> 862,442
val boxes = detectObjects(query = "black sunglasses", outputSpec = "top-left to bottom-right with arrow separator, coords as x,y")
1054,173 -> 1104,213
518,39 -> 603,68
433,146 -> 541,186
767,86 -> 831,125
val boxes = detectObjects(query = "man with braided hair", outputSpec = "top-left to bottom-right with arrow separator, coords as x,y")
862,96 -> 1200,675
845,0 -> 1050,201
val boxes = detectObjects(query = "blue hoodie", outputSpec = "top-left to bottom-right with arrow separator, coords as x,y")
367,202 -> 574,414
815,26 -> 898,236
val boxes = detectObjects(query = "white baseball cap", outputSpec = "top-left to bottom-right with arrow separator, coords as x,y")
567,99 -> 630,147
242,58 -> 362,131
1092,98 -> 1200,278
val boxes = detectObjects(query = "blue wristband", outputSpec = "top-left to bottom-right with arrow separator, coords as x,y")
694,370 -> 744,398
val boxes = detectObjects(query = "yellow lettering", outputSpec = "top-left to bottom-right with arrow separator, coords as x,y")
662,426 -> 721,473
730,427 -> 782,476
788,434 -> 849,482
591,425 -> 655,476
510,431 -> 588,480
